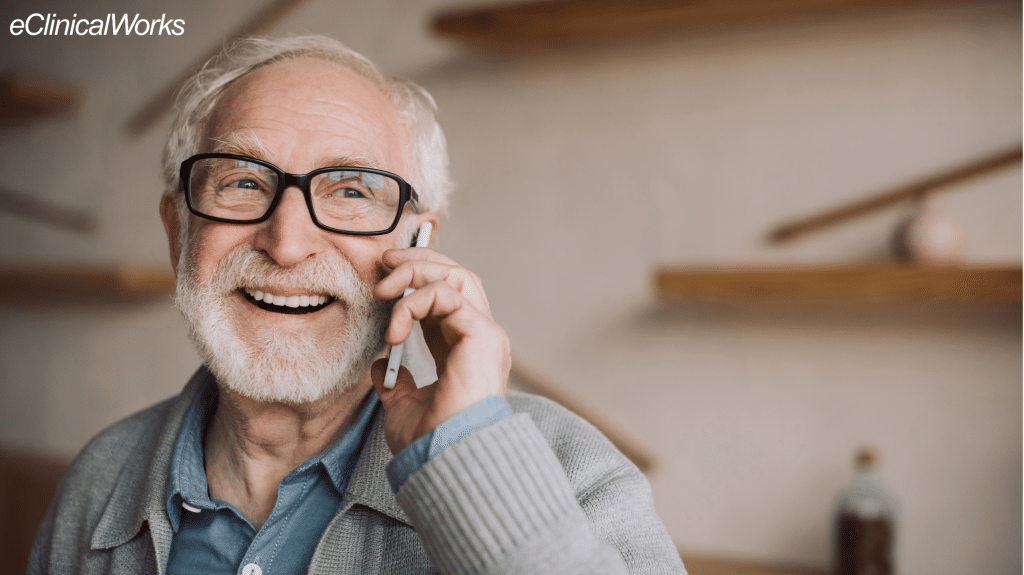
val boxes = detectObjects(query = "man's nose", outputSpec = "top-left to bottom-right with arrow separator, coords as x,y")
252,187 -> 323,267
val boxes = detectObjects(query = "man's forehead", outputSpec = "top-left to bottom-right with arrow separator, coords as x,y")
200,57 -> 405,172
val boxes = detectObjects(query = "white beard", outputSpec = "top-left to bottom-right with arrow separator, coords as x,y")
174,244 -> 393,405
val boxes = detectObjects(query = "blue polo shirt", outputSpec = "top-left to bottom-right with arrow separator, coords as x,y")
165,377 -> 511,575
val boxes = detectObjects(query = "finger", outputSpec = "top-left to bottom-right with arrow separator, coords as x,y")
381,246 -> 459,269
379,248 -> 491,314
386,281 -> 497,347
376,259 -> 490,315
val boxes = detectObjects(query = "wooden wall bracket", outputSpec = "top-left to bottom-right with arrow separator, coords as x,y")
0,187 -> 95,234
768,145 -> 1022,244
511,358 -> 658,472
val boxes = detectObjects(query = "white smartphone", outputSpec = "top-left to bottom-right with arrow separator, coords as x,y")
383,221 -> 432,388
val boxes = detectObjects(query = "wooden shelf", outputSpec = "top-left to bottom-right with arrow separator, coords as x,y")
433,0 -> 976,50
654,264 -> 1022,301
680,552 -> 824,575
0,73 -> 77,128
0,265 -> 174,302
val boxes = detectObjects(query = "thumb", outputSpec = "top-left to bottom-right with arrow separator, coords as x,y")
370,358 -> 417,406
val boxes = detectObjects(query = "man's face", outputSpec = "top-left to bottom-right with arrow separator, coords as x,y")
163,58 -> 434,404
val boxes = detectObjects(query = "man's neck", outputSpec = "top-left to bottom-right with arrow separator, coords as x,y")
203,375 -> 373,529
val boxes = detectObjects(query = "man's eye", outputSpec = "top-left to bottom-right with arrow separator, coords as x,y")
227,179 -> 262,190
334,187 -> 366,199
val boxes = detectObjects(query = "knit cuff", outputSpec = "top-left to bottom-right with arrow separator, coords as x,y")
394,413 -> 589,575
386,396 -> 513,493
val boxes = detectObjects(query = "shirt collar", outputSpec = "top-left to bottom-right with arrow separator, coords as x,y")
165,377 -> 380,532
91,366 -> 213,564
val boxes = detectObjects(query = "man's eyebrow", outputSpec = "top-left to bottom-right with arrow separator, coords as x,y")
316,155 -> 384,171
209,133 -> 272,161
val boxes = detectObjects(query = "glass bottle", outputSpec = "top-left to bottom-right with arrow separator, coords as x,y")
833,446 -> 896,575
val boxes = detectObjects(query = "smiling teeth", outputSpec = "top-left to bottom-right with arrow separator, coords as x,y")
244,288 -> 329,308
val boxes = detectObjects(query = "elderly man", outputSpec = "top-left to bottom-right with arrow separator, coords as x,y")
29,35 -> 685,575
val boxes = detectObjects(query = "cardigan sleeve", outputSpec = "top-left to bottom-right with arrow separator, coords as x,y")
392,402 -> 687,575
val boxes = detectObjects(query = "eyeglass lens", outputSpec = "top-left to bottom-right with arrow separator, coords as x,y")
188,157 -> 403,232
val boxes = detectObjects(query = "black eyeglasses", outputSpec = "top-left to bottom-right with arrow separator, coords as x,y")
179,153 -> 419,236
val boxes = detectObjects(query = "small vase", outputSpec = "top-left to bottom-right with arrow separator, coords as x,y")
892,194 -> 966,264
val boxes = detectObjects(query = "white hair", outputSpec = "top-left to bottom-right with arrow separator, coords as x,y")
162,34 -> 453,215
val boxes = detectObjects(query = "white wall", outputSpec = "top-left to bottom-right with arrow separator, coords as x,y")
0,1 -> 1019,574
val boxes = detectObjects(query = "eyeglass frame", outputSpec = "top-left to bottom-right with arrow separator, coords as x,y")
178,152 -> 420,236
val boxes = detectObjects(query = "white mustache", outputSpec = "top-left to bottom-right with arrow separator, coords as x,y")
204,246 -> 374,305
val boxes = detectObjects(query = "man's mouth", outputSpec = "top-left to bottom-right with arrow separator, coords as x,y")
240,288 -> 335,315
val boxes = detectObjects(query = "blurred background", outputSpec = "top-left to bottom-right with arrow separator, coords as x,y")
0,0 -> 1020,573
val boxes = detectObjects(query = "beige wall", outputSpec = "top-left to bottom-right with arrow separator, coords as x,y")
0,1 -> 1019,574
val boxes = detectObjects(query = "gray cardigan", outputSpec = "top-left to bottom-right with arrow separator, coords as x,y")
28,367 -> 686,574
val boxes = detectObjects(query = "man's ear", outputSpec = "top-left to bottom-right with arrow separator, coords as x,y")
159,193 -> 182,275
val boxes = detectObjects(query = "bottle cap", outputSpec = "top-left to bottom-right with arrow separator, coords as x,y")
855,445 -> 878,469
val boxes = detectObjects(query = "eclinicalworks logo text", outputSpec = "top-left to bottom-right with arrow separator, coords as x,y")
10,14 -> 185,36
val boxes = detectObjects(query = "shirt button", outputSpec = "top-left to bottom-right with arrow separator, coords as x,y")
241,564 -> 262,575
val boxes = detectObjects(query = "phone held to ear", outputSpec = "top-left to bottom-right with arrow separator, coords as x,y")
383,221 -> 432,389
